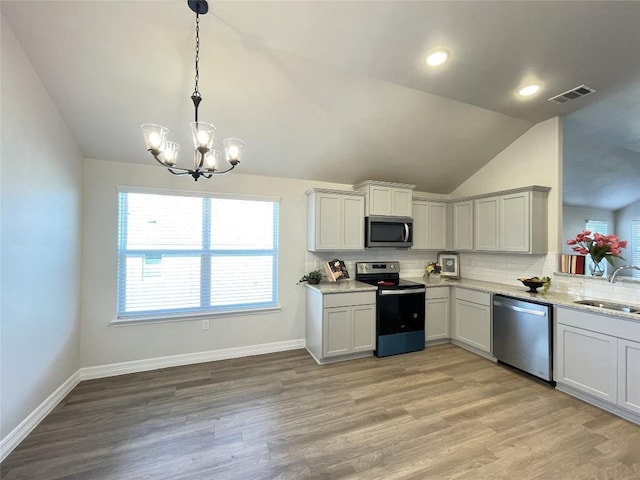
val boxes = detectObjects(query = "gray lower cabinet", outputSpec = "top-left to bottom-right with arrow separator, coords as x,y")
452,287 -> 492,354
425,287 -> 450,342
555,307 -> 640,422
306,288 -> 376,364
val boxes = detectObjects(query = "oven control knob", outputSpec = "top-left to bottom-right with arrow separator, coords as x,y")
413,313 -> 418,318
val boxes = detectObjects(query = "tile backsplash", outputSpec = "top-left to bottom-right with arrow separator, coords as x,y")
306,250 -> 640,304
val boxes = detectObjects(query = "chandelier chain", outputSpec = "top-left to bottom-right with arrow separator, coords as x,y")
193,13 -> 200,98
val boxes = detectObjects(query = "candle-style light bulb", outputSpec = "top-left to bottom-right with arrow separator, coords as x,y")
228,145 -> 240,160
149,133 -> 161,148
196,130 -> 209,146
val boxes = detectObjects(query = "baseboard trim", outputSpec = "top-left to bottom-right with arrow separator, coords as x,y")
451,339 -> 497,362
1,339 -> 305,462
556,383 -> 640,426
0,371 -> 81,462
78,339 -> 306,380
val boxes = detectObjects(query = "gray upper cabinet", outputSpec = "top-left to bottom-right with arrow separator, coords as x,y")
474,187 -> 549,254
453,186 -> 549,254
412,200 -> 447,250
354,181 -> 415,217
306,188 -> 365,251
452,200 -> 474,251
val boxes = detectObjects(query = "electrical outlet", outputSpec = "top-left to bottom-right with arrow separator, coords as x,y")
202,319 -> 210,331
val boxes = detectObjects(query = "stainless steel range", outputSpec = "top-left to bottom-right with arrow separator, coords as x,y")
355,261 -> 426,357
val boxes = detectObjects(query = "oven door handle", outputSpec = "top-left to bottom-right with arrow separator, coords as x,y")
379,288 -> 426,295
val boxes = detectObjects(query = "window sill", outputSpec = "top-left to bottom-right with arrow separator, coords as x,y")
111,306 -> 282,326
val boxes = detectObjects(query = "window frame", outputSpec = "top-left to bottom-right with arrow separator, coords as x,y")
114,186 -> 280,324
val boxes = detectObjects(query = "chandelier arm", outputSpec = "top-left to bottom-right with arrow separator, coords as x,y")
167,168 -> 191,176
195,149 -> 207,170
210,164 -> 236,175
150,152 -> 190,174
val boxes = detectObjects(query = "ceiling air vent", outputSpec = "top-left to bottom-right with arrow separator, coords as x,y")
548,84 -> 596,104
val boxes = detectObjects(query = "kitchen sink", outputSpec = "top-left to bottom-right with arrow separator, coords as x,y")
574,299 -> 640,314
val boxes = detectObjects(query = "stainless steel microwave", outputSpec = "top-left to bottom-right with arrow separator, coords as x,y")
365,216 -> 413,248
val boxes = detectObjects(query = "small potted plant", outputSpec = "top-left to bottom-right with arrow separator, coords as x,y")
298,270 -> 323,285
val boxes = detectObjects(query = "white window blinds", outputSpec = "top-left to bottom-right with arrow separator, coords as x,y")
585,220 -> 609,274
117,191 -> 279,319
632,221 -> 640,279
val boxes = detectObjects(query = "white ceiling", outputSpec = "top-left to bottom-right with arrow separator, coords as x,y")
2,1 -> 639,197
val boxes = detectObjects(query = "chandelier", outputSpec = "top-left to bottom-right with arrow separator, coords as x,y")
141,0 -> 245,181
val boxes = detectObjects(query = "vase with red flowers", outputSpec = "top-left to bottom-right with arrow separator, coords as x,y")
566,230 -> 627,276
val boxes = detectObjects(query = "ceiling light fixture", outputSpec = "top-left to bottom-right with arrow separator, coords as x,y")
426,48 -> 450,66
141,0 -> 245,181
518,84 -> 542,97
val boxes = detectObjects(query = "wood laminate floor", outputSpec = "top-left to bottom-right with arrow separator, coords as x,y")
2,344 -> 639,480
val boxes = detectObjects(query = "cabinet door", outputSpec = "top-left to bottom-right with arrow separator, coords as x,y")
323,307 -> 351,357
618,339 -> 640,415
342,195 -> 365,249
454,299 -> 491,352
411,201 -> 428,249
351,304 -> 376,352
428,203 -> 447,250
474,197 -> 499,251
426,297 -> 450,341
392,188 -> 412,217
309,191 -> 364,251
556,324 -> 617,402
315,194 -> 341,250
452,201 -> 473,250
369,186 -> 392,216
499,192 -> 530,252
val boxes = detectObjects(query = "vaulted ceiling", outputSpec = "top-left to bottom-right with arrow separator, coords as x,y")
2,1 -> 639,197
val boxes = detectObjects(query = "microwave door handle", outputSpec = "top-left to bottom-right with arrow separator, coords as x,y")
404,223 -> 409,242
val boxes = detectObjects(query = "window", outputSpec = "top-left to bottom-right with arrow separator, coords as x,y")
117,190 -> 279,320
633,221 -> 640,279
585,219 -> 608,275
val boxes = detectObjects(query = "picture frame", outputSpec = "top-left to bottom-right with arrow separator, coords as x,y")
437,252 -> 460,279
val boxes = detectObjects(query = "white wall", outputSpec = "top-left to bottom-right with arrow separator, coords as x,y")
442,117 -> 562,283
1,15 -> 83,440
450,117 -> 562,253
80,159 -> 349,368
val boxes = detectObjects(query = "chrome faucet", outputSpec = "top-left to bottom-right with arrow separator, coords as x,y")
608,265 -> 640,283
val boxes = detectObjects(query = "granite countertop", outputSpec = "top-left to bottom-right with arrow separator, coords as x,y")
305,280 -> 377,294
305,275 -> 640,322
403,276 -> 640,322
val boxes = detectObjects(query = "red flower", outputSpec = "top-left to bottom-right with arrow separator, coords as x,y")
566,231 -> 627,266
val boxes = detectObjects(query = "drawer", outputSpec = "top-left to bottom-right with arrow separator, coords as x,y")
455,287 -> 491,306
426,286 -> 450,300
556,307 -> 640,342
324,291 -> 376,308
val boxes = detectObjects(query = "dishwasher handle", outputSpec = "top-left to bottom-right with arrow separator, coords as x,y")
493,299 -> 547,317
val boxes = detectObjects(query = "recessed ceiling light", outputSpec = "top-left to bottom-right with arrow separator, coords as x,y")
518,84 -> 541,97
426,48 -> 450,66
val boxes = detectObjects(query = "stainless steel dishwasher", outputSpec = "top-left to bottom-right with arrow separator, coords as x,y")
492,295 -> 554,384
